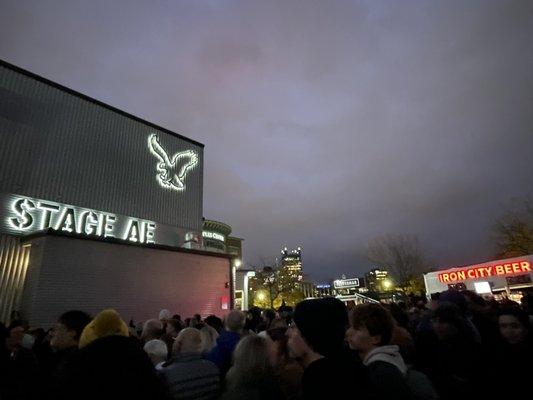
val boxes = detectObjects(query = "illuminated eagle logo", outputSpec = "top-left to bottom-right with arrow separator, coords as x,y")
148,134 -> 198,191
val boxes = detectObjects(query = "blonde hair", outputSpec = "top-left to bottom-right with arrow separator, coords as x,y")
226,335 -> 273,389
200,325 -> 219,353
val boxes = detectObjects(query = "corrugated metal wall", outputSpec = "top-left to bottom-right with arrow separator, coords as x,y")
0,62 -> 203,232
21,235 -> 231,328
0,235 -> 31,323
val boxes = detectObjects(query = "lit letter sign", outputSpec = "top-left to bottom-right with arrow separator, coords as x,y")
148,134 -> 198,192
438,260 -> 532,283
202,231 -> 225,242
333,278 -> 360,289
5,195 -> 158,245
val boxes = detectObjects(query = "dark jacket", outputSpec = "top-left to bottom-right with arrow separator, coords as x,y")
363,345 -> 412,400
162,353 -> 220,400
302,350 -> 372,400
206,331 -> 240,376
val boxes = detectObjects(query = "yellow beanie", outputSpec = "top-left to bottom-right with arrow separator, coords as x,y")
79,309 -> 129,348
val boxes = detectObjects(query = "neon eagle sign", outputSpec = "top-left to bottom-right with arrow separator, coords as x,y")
148,134 -> 198,191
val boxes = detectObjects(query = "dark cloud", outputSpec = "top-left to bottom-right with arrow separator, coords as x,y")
1,0 -> 532,280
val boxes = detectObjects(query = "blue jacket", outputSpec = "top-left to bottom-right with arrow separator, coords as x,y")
206,331 -> 241,376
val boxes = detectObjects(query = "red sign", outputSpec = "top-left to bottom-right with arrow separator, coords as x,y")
220,295 -> 229,310
438,261 -> 531,283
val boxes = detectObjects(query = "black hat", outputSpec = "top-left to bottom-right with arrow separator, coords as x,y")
293,298 -> 348,357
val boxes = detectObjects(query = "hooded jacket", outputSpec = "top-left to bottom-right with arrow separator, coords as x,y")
363,345 -> 412,400
363,345 -> 407,374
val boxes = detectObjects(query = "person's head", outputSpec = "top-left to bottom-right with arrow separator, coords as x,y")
199,325 -> 219,354
173,327 -> 202,355
165,319 -> 182,338
346,304 -> 394,355
226,335 -> 275,389
204,315 -> 223,333
288,298 -> 348,363
225,310 -> 246,333
64,335 -> 169,400
498,307 -> 531,345
141,319 -> 163,342
51,310 -> 91,350
431,302 -> 470,341
158,309 -> 171,323
79,309 -> 129,348
438,290 -> 468,315
143,339 -> 168,365
262,309 -> 276,324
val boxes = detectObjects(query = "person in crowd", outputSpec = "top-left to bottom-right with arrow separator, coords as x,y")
144,339 -> 169,369
79,309 -> 129,348
141,318 -> 163,345
519,291 -> 533,324
62,335 -> 170,400
161,327 -> 220,400
348,304 -> 432,400
462,290 -> 500,346
161,318 -> 183,354
1,320 -> 39,399
244,307 -> 263,333
387,303 -> 416,364
257,309 -> 277,332
50,310 -> 91,354
416,301 -> 487,400
159,309 -> 172,333
207,310 -> 245,376
221,335 -> 284,400
491,306 -> 532,398
287,298 -> 372,400
41,310 -> 92,394
266,327 -> 303,400
204,315 -> 224,333
200,324 -> 219,356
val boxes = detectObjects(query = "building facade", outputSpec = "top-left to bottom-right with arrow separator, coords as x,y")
0,60 -> 232,326
280,246 -> 303,291
365,268 -> 390,292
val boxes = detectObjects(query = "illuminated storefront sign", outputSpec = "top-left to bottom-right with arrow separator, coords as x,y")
202,231 -> 225,242
6,195 -> 156,244
438,261 -> 532,283
333,278 -> 360,289
148,134 -> 198,192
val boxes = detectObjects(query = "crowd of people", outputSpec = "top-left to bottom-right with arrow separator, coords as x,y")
1,289 -> 532,400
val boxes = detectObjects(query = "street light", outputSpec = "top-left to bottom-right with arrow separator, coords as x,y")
383,279 -> 392,290
257,291 -> 266,301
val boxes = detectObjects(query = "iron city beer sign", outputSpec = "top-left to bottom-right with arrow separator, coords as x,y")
4,194 -> 157,244
438,261 -> 532,283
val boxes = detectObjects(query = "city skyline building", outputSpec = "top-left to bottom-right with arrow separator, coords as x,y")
280,246 -> 303,290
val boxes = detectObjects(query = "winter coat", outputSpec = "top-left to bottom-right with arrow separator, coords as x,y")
363,345 -> 412,400
206,331 -> 240,376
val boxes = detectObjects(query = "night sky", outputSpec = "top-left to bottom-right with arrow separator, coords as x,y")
1,0 -> 532,282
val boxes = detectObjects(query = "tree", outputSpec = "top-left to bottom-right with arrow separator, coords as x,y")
367,234 -> 429,294
248,264 -> 304,308
494,200 -> 533,258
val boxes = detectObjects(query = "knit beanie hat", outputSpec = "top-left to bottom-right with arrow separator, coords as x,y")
159,309 -> 171,321
293,298 -> 348,357
79,309 -> 129,348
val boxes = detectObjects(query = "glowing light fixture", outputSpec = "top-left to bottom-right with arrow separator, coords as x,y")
148,134 -> 198,191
